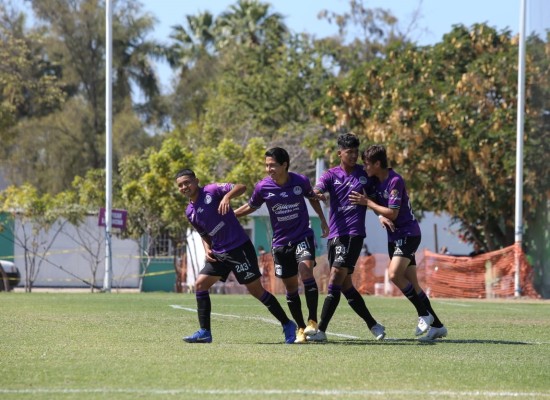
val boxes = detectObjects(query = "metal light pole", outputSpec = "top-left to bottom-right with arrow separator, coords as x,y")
103,0 -> 113,292
514,0 -> 527,298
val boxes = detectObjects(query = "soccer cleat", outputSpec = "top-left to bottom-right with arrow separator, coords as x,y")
370,323 -> 386,340
306,330 -> 327,342
282,320 -> 297,344
303,319 -> 319,336
183,328 -> 212,343
418,326 -> 448,342
415,312 -> 434,336
294,327 -> 307,344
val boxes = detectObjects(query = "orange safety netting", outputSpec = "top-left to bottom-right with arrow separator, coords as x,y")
179,244 -> 539,298
419,243 -> 538,299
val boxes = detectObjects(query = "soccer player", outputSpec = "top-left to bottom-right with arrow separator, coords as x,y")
175,169 -> 297,344
234,147 -> 329,343
307,133 -> 386,342
350,144 -> 447,341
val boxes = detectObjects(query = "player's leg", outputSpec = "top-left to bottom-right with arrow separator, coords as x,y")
246,278 -> 297,344
305,265 -> 347,342
273,245 -> 306,331
388,255 -> 432,335
297,236 -> 319,335
341,274 -> 386,340
299,259 -> 319,335
282,275 -> 307,330
183,274 -> 219,343
405,265 -> 447,340
307,237 -> 348,341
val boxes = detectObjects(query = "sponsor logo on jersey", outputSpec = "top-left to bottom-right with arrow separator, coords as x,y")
208,221 -> 225,236
280,192 -> 288,198
244,272 -> 256,280
266,192 -> 276,198
334,179 -> 342,185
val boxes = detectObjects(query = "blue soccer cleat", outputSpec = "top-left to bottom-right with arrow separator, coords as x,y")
183,328 -> 212,343
282,320 -> 297,344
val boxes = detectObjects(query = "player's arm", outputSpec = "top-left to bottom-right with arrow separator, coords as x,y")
349,191 -> 398,220
234,203 -> 256,218
200,234 -> 216,262
218,183 -> 246,215
307,198 -> 329,238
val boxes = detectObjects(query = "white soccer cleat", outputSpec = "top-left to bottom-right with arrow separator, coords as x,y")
370,323 -> 386,340
303,319 -> 318,336
415,312 -> 434,336
306,330 -> 327,342
418,326 -> 448,342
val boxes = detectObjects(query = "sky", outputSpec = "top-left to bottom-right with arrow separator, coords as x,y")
136,0 -> 548,93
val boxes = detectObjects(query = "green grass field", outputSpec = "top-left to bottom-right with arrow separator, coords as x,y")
1,292 -> 549,399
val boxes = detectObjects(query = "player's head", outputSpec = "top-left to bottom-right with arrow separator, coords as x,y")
337,132 -> 360,169
175,169 -> 199,199
362,144 -> 388,169
175,169 -> 196,180
265,147 -> 290,171
337,132 -> 360,150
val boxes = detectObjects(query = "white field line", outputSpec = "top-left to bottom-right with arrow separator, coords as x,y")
170,305 -> 359,339
1,388 -> 549,398
170,305 -> 550,345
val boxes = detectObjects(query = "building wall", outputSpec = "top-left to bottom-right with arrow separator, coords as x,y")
13,216 -> 140,289
0,213 -> 14,262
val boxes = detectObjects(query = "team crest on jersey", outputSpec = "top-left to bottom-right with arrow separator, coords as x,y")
359,176 -> 367,184
204,194 -> 213,204
293,186 -> 302,195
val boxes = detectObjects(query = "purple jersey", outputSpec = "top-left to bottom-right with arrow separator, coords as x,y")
185,183 -> 249,253
249,172 -> 315,247
367,169 -> 421,242
314,165 -> 369,239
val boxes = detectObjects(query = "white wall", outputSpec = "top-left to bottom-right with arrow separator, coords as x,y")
364,211 -> 472,256
14,216 -> 140,288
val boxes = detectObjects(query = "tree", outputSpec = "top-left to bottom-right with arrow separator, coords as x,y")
2,0 -> 164,193
315,0 -> 411,75
166,11 -> 219,126
0,5 -> 64,136
215,0 -> 288,49
0,184 -> 66,291
316,23 -> 550,251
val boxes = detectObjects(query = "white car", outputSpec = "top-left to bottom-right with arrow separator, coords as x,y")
0,260 -> 20,291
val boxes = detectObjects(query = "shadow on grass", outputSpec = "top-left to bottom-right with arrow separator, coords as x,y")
252,338 -> 534,346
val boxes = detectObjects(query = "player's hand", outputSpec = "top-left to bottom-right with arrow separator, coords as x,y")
320,220 -> 329,238
349,191 -> 365,206
205,249 -> 216,262
313,191 -> 328,204
218,195 -> 231,215
378,215 -> 395,232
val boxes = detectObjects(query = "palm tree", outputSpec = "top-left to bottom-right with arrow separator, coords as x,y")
215,0 -> 288,49
166,11 -> 216,70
